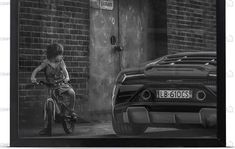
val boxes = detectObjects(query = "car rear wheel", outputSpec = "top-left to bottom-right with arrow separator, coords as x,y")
112,116 -> 147,135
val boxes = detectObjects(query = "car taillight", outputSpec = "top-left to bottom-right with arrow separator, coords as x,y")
208,72 -> 217,77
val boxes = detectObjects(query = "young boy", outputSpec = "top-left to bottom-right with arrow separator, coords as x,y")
31,43 -> 76,135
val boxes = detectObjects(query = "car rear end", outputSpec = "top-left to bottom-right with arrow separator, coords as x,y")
112,52 -> 217,131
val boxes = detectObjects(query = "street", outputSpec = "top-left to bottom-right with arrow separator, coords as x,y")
19,121 -> 216,138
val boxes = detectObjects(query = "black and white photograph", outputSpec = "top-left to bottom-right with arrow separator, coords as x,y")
10,0 -> 225,147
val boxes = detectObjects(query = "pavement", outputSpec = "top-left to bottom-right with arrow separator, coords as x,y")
19,121 -> 216,138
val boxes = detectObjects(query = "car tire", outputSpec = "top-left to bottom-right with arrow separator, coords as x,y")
112,116 -> 147,135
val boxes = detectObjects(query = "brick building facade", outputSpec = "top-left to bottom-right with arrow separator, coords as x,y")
18,0 -> 216,126
167,0 -> 216,53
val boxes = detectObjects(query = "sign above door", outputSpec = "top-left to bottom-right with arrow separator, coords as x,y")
100,0 -> 114,10
90,0 -> 114,11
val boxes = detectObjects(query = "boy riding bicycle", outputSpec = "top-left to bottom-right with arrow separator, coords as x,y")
31,43 -> 77,135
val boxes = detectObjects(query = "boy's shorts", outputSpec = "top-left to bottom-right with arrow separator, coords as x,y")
53,83 -> 74,107
54,82 -> 73,96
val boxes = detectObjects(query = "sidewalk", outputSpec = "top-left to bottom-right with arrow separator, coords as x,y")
19,121 -> 216,138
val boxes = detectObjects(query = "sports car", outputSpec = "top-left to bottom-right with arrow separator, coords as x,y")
111,51 -> 217,135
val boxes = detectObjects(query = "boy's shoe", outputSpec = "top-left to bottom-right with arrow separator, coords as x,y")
38,128 -> 51,136
71,112 -> 79,121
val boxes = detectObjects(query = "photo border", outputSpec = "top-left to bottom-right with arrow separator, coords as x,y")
10,0 -> 226,146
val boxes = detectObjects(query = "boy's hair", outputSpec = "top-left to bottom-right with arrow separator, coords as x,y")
46,43 -> 64,59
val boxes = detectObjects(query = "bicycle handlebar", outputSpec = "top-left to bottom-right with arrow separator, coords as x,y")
33,78 -> 69,87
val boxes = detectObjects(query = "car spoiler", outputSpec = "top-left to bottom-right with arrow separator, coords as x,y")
144,65 -> 215,78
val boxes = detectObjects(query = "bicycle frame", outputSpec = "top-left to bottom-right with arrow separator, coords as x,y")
43,88 -> 61,121
33,80 -> 76,135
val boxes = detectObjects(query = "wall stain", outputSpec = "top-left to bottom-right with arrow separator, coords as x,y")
119,0 -> 147,69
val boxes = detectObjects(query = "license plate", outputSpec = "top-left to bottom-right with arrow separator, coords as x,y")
156,90 -> 193,99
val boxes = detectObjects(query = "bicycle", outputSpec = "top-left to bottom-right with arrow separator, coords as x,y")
34,80 -> 76,136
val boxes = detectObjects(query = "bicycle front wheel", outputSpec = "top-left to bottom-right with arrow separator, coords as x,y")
62,116 -> 75,134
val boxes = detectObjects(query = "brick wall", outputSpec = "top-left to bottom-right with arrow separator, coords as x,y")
18,0 -> 89,126
167,0 -> 216,53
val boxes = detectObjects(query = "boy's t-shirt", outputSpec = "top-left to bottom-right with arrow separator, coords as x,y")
42,59 -> 66,84
41,59 -> 72,95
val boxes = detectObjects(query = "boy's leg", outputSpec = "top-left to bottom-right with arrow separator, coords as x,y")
62,88 -> 76,114
67,88 -> 76,112
39,120 -> 50,135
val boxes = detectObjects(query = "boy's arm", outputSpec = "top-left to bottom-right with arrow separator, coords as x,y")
61,60 -> 70,82
31,63 -> 46,83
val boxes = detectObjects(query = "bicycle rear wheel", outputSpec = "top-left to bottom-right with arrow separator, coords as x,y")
47,101 -> 54,136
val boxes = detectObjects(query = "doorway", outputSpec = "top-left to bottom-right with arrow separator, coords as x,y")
88,0 -> 167,120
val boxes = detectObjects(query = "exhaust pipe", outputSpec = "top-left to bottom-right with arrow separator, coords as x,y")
141,89 -> 152,101
196,90 -> 206,101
